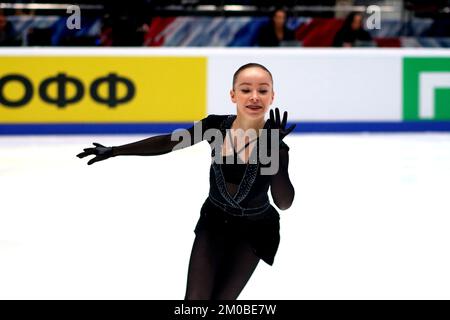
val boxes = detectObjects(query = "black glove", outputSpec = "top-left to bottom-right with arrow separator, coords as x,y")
269,107 -> 296,141
76,142 -> 114,165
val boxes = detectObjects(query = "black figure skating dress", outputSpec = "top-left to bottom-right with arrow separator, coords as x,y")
194,114 -> 290,266
110,114 -> 292,266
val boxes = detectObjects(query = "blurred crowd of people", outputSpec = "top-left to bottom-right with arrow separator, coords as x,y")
1,2 -> 449,47
0,11 -> 19,46
0,6 -> 374,47
255,8 -> 372,47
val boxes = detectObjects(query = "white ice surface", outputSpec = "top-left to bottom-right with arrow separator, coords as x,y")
1,133 -> 450,299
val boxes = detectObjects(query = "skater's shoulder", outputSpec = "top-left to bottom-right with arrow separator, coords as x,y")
204,114 -> 232,121
201,114 -> 233,128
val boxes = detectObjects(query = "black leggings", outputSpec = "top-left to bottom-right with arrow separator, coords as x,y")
184,226 -> 260,300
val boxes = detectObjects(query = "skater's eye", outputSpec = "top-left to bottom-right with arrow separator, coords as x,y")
241,88 -> 250,93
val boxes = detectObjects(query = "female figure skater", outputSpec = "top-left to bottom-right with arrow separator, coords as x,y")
76,63 -> 295,300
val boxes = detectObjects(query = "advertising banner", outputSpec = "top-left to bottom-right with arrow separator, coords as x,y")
1,48 -> 449,133
0,55 -> 206,124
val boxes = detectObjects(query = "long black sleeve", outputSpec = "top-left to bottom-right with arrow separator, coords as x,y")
111,115 -> 210,157
270,145 -> 295,210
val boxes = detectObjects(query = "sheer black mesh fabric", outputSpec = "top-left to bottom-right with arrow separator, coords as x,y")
184,224 -> 260,300
111,116 -> 212,157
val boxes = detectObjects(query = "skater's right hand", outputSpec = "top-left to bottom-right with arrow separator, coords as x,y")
76,142 -> 114,165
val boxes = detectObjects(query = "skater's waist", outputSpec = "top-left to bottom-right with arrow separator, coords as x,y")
207,194 -> 271,217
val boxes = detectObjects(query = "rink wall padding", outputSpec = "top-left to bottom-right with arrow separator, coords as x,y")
1,48 -> 450,134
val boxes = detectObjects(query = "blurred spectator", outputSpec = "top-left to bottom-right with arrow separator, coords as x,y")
98,14 -> 113,46
423,17 -> 450,37
27,27 -> 53,46
257,7 -> 296,47
104,1 -> 150,46
332,12 -> 372,47
0,11 -> 19,46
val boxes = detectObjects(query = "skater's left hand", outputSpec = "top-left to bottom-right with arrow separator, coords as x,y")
269,107 -> 296,141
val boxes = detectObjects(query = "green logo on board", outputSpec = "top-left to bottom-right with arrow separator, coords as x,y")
403,58 -> 450,120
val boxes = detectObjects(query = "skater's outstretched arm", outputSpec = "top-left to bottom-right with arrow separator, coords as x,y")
76,116 -> 211,165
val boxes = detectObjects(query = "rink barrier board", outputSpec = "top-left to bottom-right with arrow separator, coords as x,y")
1,121 -> 450,135
1,48 -> 450,132
0,56 -> 207,122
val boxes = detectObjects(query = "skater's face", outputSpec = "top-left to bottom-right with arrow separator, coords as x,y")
230,67 -> 274,120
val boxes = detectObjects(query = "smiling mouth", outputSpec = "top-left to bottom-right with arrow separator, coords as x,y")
246,105 -> 262,110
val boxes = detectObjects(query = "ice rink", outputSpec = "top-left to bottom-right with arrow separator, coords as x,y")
1,133 -> 450,299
